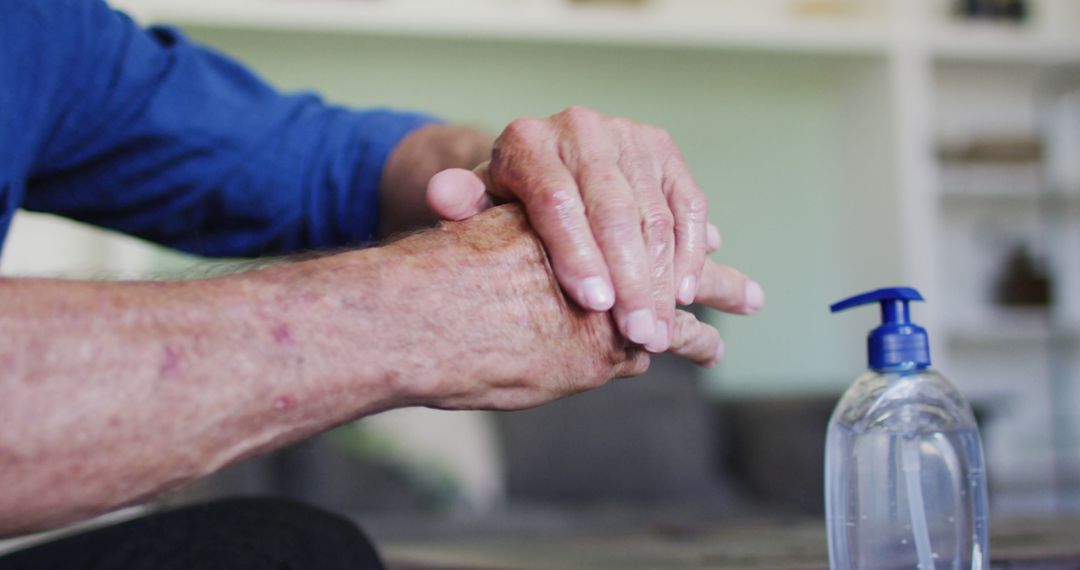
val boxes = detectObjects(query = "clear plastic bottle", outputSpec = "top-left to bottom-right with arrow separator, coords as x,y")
826,288 -> 989,570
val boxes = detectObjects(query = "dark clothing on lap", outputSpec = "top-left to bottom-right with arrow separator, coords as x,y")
0,497 -> 384,570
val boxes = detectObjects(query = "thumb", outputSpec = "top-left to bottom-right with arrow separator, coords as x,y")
427,166 -> 496,221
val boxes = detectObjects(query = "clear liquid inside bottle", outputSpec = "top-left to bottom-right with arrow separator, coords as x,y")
826,369 -> 990,570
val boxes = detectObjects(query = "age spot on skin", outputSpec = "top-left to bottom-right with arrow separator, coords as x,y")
271,323 -> 294,346
382,370 -> 401,392
159,345 -> 184,378
273,394 -> 295,412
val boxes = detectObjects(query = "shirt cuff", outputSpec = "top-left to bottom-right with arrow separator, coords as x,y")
337,108 -> 443,246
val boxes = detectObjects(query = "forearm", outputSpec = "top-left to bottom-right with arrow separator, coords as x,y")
0,205 -> 640,536
0,234 -> 478,535
379,123 -> 494,238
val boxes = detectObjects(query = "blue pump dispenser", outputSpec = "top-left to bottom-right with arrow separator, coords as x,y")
830,287 -> 930,370
825,286 -> 990,570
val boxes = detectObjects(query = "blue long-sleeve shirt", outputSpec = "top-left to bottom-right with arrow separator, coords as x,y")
0,0 -> 437,256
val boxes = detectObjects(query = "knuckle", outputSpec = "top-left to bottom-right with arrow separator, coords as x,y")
673,312 -> 696,343
501,117 -> 546,146
609,115 -> 637,133
649,125 -> 675,147
677,322 -> 709,354
643,207 -> 675,238
626,352 -> 651,376
683,193 -> 708,218
611,350 -> 650,378
533,185 -> 578,214
559,105 -> 601,130
561,104 -> 596,120
660,140 -> 690,172
662,169 -> 696,200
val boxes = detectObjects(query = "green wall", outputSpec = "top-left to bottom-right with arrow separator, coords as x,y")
182,28 -> 900,395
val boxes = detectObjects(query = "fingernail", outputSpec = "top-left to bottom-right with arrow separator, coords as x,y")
744,280 -> 765,313
580,277 -> 615,311
625,310 -> 656,345
707,224 -> 722,251
678,276 -> 697,305
645,320 -> 670,353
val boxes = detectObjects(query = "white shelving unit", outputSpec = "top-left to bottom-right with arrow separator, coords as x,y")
114,0 -> 893,54
56,0 -> 1077,514
111,0 -> 1080,59
928,3 -> 1080,512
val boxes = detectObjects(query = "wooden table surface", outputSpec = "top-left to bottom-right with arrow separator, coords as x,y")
382,517 -> 1080,570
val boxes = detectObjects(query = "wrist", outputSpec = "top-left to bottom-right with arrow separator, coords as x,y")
379,124 -> 494,238
380,206 -> 607,409
309,208 -> 554,408
242,223 -> 527,410
245,204 -> 634,413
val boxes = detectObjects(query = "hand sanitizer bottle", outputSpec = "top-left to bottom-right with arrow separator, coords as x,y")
826,287 -> 989,570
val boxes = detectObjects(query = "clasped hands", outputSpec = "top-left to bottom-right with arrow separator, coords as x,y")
426,106 -> 763,368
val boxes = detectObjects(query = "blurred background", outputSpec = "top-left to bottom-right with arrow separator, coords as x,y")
5,0 -> 1080,547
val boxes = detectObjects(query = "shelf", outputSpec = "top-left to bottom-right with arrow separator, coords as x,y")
932,25 -> 1080,65
947,326 -> 1079,346
111,1 -> 1080,63
940,190 -> 1080,203
946,310 -> 1080,346
115,0 -> 890,55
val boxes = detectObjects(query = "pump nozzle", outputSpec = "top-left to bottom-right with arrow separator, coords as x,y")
831,287 -> 931,371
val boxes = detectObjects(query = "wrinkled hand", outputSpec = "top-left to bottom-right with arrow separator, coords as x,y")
418,205 -> 760,410
427,106 -> 763,357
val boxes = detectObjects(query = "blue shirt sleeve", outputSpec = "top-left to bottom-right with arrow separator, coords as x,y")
14,0 -> 438,257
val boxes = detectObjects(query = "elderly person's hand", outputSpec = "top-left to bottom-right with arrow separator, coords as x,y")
426,106 -> 762,355
415,205 -> 757,409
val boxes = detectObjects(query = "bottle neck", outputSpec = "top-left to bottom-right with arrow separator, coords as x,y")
872,361 -> 930,375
